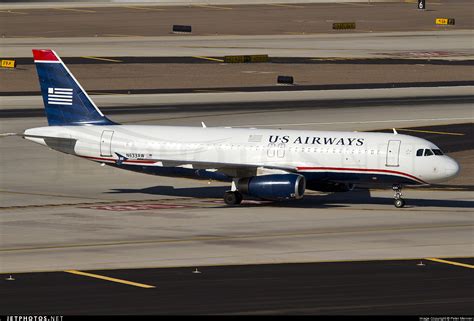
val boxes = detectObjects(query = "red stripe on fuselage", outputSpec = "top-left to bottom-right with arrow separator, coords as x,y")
82,157 -> 427,184
82,156 -> 156,164
296,166 -> 428,184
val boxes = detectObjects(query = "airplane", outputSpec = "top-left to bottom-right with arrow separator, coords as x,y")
22,49 -> 460,208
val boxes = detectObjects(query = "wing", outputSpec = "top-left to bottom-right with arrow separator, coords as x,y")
160,159 -> 297,178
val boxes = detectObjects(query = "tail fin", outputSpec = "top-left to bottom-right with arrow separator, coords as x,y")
33,49 -> 115,126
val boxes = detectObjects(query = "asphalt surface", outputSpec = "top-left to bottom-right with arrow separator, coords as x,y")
1,0 -> 473,38
2,79 -> 473,96
3,60 -> 473,94
1,258 -> 473,314
372,123 -> 473,153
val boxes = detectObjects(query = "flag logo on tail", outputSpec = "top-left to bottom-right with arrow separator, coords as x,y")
48,87 -> 73,105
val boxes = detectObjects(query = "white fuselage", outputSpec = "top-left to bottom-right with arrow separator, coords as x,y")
24,125 -> 460,187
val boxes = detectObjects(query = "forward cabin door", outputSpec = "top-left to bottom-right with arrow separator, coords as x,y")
386,140 -> 401,167
100,130 -> 114,157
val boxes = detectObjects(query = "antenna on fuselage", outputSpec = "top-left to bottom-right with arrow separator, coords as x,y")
392,128 -> 398,135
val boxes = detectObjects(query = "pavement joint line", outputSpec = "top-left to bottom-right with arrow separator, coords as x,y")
0,197 -> 197,211
426,258 -> 474,269
0,189 -> 110,201
267,4 -> 305,8
2,224 -> 472,253
64,270 -> 155,288
88,92 -> 124,95
82,56 -> 122,63
102,34 -> 144,37
337,2 -> 374,6
192,56 -> 225,63
193,89 -> 230,93
396,128 -> 465,136
53,8 -> 96,13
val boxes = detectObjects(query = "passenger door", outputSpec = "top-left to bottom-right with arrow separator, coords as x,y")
386,140 -> 401,167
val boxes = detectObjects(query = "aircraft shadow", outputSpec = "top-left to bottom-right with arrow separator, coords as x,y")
108,185 -> 229,198
429,184 -> 474,192
107,186 -> 474,209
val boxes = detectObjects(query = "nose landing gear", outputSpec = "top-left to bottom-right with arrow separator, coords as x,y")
392,184 -> 406,208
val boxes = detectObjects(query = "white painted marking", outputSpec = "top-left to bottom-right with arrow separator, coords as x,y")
47,87 -> 73,105
48,101 -> 72,105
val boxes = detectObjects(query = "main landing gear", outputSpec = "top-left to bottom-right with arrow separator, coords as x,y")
224,191 -> 243,206
392,184 -> 406,208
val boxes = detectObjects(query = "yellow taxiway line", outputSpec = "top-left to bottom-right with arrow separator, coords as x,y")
268,4 -> 305,8
193,56 -> 224,63
65,270 -> 156,288
426,258 -> 474,269
124,6 -> 166,11
192,4 -> 233,10
82,56 -> 123,63
53,8 -> 96,13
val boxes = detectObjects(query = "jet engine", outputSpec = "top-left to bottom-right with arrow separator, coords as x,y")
237,174 -> 306,200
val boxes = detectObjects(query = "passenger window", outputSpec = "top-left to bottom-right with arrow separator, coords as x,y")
416,149 -> 423,157
424,149 -> 433,156
432,149 -> 443,155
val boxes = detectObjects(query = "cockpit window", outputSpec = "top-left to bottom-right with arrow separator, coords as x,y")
417,148 -> 443,157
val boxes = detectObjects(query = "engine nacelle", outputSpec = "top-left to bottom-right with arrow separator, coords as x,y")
237,174 -> 306,200
306,182 -> 355,192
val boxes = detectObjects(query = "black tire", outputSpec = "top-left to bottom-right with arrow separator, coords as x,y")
224,191 -> 243,206
394,198 -> 406,208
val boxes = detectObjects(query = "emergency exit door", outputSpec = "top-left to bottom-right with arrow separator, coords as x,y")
386,140 -> 401,167
100,130 -> 114,157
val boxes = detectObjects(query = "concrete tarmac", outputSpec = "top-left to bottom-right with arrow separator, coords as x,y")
1,0 -> 472,38
2,30 -> 473,59
0,95 -> 472,273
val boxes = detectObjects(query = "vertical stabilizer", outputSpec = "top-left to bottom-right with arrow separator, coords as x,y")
33,49 -> 115,126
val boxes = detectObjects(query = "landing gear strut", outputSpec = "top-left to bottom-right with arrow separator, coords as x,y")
224,191 -> 243,205
392,184 -> 406,208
